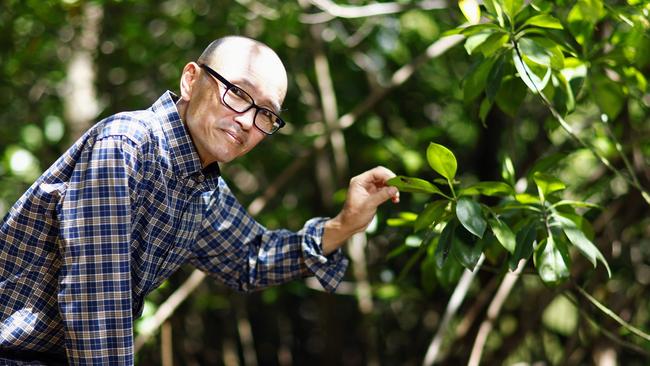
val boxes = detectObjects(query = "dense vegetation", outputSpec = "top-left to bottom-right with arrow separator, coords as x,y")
2,0 -> 649,364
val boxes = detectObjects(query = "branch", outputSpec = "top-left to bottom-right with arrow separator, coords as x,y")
422,254 -> 485,366
301,0 -> 448,24
134,270 -> 207,352
467,259 -> 526,366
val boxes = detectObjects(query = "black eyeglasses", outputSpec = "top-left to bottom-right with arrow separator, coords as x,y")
198,63 -> 286,135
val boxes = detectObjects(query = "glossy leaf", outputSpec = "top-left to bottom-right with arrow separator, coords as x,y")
465,32 -> 494,55
435,219 -> 457,268
459,0 -> 481,24
490,217 -> 516,253
459,181 -> 514,197
427,142 -> 458,181
554,214 -> 611,277
513,49 -> 552,93
414,200 -> 449,232
522,14 -> 564,30
387,176 -> 445,196
486,53 -> 506,101
534,235 -> 570,285
533,172 -> 566,199
456,197 -> 487,238
592,73 -> 625,120
510,221 -> 538,270
451,224 -> 484,271
476,32 -> 509,57
464,57 -> 497,102
482,0 -> 505,26
495,75 -> 527,116
502,0 -> 524,21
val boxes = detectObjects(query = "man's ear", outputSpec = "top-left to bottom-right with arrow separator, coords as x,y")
179,62 -> 199,102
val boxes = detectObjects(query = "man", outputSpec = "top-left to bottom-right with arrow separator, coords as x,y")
0,36 -> 399,364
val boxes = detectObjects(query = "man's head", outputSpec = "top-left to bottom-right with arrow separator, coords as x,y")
177,36 -> 288,166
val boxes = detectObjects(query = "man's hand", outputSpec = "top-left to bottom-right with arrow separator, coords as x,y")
322,166 -> 400,255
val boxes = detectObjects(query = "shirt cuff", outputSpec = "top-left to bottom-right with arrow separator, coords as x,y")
300,217 -> 349,292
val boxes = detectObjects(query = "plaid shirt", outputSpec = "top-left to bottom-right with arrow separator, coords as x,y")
0,91 -> 348,365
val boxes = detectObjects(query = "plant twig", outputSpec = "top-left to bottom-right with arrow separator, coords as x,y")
574,285 -> 650,343
300,0 -> 448,24
422,254 -> 485,366
467,259 -> 527,366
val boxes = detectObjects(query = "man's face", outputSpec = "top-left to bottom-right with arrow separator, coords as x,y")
182,41 -> 288,166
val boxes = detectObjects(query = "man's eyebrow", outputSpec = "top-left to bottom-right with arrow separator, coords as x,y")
232,77 -> 281,113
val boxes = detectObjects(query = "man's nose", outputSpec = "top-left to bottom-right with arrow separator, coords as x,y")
233,108 -> 256,130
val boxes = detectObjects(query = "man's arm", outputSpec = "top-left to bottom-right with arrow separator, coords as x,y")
58,136 -> 141,364
322,166 -> 399,254
190,166 -> 398,293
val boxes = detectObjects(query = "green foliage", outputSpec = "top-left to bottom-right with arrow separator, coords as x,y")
388,142 -> 610,285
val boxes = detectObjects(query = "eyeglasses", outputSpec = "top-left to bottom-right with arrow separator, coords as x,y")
198,63 -> 286,135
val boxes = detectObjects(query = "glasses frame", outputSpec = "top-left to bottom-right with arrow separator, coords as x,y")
198,63 -> 285,135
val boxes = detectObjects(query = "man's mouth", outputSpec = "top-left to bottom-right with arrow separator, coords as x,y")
223,129 -> 244,145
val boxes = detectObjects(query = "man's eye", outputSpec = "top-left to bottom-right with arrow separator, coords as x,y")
231,87 -> 247,99
260,109 -> 273,118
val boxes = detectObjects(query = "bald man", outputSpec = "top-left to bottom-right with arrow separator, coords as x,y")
0,36 -> 398,364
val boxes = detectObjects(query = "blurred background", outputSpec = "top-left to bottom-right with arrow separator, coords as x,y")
1,0 -> 649,365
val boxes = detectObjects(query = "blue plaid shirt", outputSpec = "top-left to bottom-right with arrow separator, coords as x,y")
0,91 -> 348,364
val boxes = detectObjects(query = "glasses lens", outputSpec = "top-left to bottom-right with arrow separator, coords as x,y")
256,109 -> 282,134
224,86 -> 253,112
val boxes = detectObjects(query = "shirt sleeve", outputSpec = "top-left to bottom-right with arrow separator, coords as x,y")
58,136 -> 141,364
190,179 -> 349,293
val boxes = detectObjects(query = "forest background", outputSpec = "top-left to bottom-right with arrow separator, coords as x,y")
1,0 -> 649,365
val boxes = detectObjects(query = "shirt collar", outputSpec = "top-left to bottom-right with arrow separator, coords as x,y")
149,91 -> 221,181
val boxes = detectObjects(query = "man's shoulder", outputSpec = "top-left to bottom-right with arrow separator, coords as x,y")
94,109 -> 161,147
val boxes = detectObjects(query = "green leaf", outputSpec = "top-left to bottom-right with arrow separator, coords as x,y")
552,72 -> 575,115
435,253 -> 464,289
451,224 -> 484,271
534,235 -> 570,286
456,197 -> 487,238
513,48 -> 551,93
459,181 -> 514,197
386,212 -> 418,227
482,0 -> 505,27
554,214 -> 611,277
495,75 -> 527,116
465,32 -> 494,55
509,221 -> 537,270
464,57 -> 497,103
515,193 -> 541,205
533,172 -> 566,199
435,219 -> 457,268
459,23 -> 502,37
522,14 -> 564,30
486,53 -> 506,102
459,0 -> 481,24
502,0 -> 524,21
476,32 -> 509,57
479,97 -> 492,124
387,176 -> 445,196
567,0 -> 605,46
490,217 -> 516,253
414,200 -> 449,232
591,73 -> 625,120
552,200 -> 601,210
518,37 -> 551,67
426,142 -> 458,181
501,155 -> 516,186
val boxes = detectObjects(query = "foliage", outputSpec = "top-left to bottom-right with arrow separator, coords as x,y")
388,142 -> 610,285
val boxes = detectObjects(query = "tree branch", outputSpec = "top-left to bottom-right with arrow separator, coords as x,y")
422,254 -> 485,366
301,0 -> 448,24
467,259 -> 526,366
